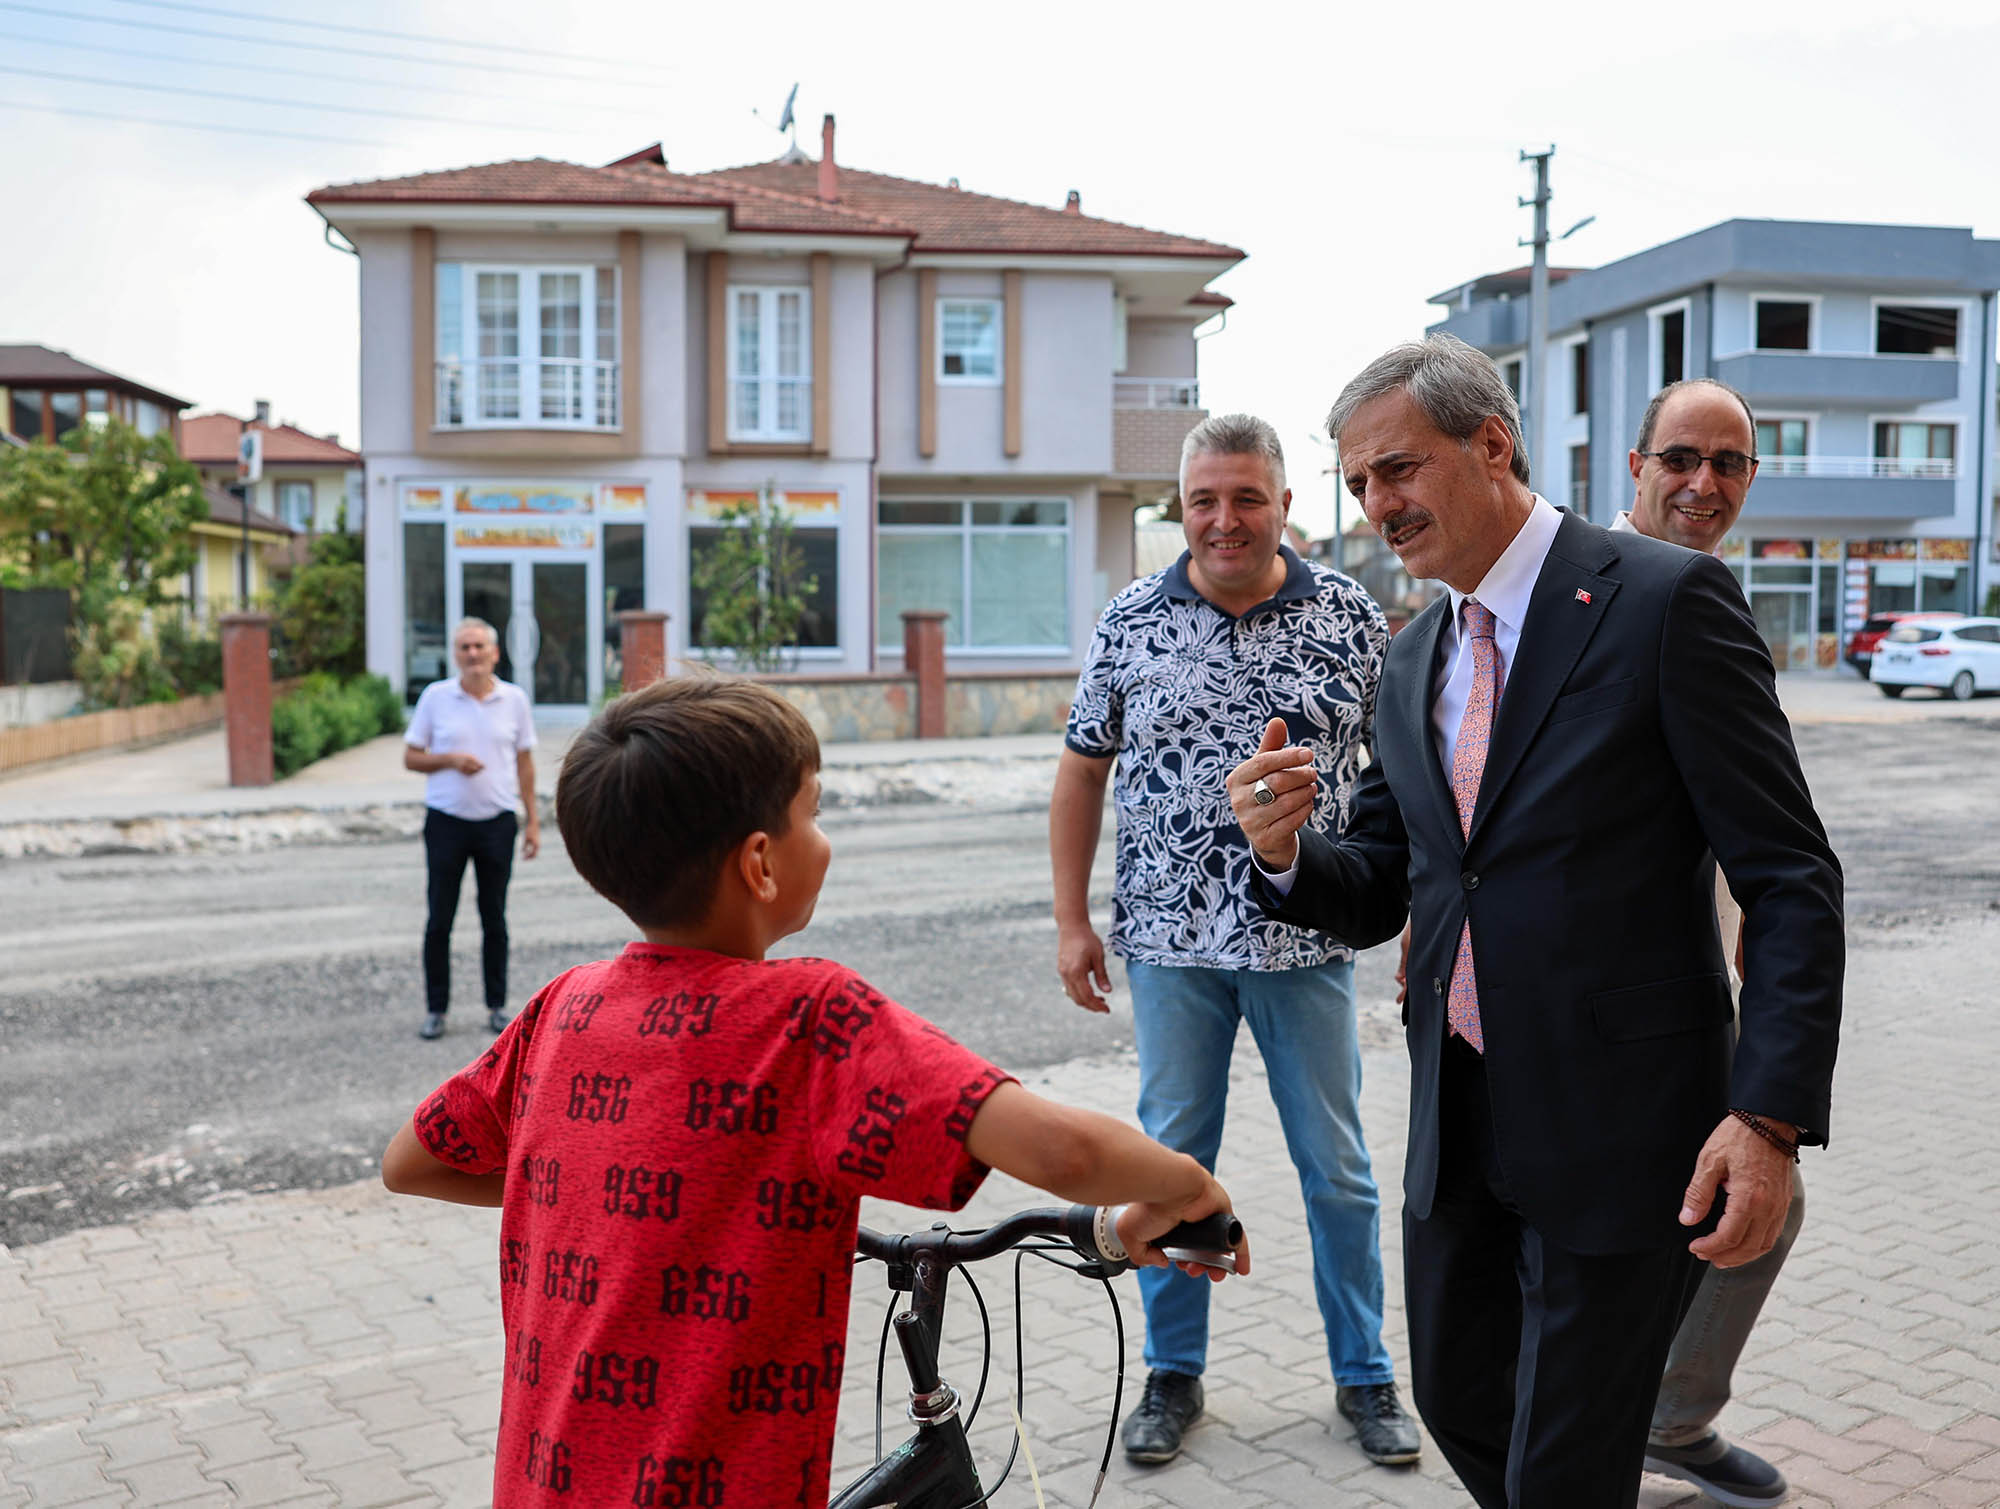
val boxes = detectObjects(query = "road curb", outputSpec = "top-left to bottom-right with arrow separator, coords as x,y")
0,753 -> 1067,858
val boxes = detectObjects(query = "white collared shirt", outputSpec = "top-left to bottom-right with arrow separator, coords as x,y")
1258,493 -> 1563,891
406,676 -> 536,820
1430,494 -> 1564,778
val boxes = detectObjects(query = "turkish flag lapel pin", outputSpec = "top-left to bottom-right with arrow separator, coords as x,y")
1575,589 -> 1593,605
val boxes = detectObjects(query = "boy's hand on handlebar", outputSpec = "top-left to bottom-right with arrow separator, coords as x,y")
1115,1178 -> 1249,1282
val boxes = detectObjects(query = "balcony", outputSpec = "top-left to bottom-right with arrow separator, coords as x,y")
1113,378 -> 1205,479
1711,351 -> 1958,406
1746,456 -> 1956,520
435,359 -> 620,431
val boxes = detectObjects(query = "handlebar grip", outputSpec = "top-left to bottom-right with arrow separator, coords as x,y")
1158,1213 -> 1244,1252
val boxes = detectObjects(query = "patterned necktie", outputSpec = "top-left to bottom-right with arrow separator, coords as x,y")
1447,600 -> 1502,1053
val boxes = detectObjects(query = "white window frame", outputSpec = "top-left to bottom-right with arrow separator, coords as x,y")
936,297 -> 1003,386
726,284 -> 813,442
435,261 -> 620,432
875,496 -> 1071,654
1648,296 -> 1693,390
1868,414 -> 1958,478
1752,412 -> 1814,476
1749,292 -> 1819,353
1869,296 -> 1965,360
276,478 -> 315,531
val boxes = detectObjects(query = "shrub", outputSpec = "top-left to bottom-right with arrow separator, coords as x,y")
156,616 -> 222,697
270,672 -> 406,777
358,673 -> 404,735
73,598 -> 177,709
272,695 -> 331,777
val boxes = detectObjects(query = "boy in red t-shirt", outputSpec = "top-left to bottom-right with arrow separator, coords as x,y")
382,676 -> 1245,1508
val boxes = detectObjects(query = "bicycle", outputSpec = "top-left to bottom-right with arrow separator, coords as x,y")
829,1205 -> 1244,1508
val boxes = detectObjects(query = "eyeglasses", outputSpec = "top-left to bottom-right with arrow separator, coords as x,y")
1639,447 -> 1757,480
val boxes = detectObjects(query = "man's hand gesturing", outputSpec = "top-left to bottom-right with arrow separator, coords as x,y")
1227,717 -> 1319,872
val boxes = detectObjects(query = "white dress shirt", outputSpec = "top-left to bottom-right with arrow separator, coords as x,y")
1260,494 -> 1564,891
1428,495 -> 1564,778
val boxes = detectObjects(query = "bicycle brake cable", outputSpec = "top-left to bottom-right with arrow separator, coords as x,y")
872,1288 -> 895,1464
960,1263 -> 993,1432
1089,1274 -> 1125,1509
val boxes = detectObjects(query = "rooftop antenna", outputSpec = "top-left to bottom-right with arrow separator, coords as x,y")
753,83 -> 802,156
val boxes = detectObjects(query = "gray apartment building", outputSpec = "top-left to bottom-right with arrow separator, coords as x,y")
1428,219 -> 2000,670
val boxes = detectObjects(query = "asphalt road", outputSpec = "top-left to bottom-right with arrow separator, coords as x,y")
3,712 -> 1995,1248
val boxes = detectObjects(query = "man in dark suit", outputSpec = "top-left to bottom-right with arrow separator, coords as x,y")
1227,334 -> 1842,1507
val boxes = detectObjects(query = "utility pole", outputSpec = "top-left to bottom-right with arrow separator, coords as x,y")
1518,146 -> 1553,484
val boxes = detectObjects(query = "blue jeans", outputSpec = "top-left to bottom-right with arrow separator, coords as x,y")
1125,958 -> 1394,1387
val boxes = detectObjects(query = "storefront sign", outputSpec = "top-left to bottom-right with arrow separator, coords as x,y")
1854,538 -> 1917,561
601,485 -> 648,515
687,488 -> 841,522
454,520 -> 595,550
1753,539 -> 1812,560
403,486 -> 443,512
1921,538 -> 1970,562
454,483 -> 595,516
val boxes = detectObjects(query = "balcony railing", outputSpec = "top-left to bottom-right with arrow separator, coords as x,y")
435,359 -> 620,431
1114,378 -> 1201,409
1758,455 -> 1956,480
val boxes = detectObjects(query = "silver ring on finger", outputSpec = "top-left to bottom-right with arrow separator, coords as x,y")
1252,777 -> 1275,806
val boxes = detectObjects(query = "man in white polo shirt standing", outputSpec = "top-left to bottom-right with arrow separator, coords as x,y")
404,617 -> 540,1040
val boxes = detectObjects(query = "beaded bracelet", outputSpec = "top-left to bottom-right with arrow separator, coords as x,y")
1729,1107 -> 1800,1163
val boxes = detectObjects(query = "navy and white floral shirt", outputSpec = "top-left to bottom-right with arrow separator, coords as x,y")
1065,546 -> 1386,971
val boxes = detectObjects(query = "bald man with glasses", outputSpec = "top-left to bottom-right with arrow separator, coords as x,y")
1619,378 -> 1801,1508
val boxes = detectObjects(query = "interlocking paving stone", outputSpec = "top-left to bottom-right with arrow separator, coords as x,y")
7,913 -> 2000,1504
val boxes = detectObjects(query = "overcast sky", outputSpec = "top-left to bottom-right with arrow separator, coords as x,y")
7,0 -> 1999,534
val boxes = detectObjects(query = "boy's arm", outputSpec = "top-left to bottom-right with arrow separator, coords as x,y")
963,1081 -> 1248,1278
382,1121 -> 506,1207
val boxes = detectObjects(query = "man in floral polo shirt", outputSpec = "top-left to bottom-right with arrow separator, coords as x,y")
1049,413 -> 1418,1468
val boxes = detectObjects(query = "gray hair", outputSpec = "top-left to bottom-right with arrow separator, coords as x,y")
452,616 -> 498,647
1325,333 -> 1531,486
1180,412 -> 1287,496
1635,378 -> 1757,456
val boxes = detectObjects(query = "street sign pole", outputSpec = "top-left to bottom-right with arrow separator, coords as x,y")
235,426 -> 263,611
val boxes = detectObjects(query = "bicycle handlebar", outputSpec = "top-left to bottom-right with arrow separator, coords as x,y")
855,1206 -> 1243,1273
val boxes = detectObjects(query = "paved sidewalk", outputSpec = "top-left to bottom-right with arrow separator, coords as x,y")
3,908 -> 1997,1506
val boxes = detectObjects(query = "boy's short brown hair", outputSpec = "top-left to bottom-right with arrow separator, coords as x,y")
556,676 -> 821,929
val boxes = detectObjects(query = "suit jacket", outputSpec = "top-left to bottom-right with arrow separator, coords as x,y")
1252,511 -> 1842,1254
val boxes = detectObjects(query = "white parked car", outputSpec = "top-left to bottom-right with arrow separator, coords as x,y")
1869,616 -> 2000,700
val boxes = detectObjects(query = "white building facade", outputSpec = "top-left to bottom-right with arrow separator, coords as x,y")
309,128 -> 1240,714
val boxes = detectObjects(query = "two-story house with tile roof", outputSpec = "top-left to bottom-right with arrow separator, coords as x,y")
180,403 -> 364,549
307,116 -> 1241,714
1429,220 -> 2000,671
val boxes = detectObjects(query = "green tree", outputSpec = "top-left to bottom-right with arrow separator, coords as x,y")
0,418 -> 207,625
690,485 -> 817,672
276,528 -> 367,677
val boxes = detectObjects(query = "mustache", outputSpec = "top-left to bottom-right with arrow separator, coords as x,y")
1377,507 -> 1435,542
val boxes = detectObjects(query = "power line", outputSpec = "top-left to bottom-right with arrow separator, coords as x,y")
0,61 -> 602,134
0,3 -> 669,89
0,96 -> 390,147
2,28 -> 661,116
105,0 -> 679,75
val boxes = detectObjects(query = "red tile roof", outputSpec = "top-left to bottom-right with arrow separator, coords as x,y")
310,150 -> 1243,261
179,412 -> 361,466
689,159 -> 1242,259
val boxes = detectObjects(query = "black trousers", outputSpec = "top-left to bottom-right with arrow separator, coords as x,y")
1404,1034 -> 1703,1508
422,808 -> 516,1015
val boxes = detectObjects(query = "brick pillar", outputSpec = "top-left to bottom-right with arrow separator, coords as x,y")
901,610 -> 948,739
618,611 -> 669,692
220,611 -> 274,787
